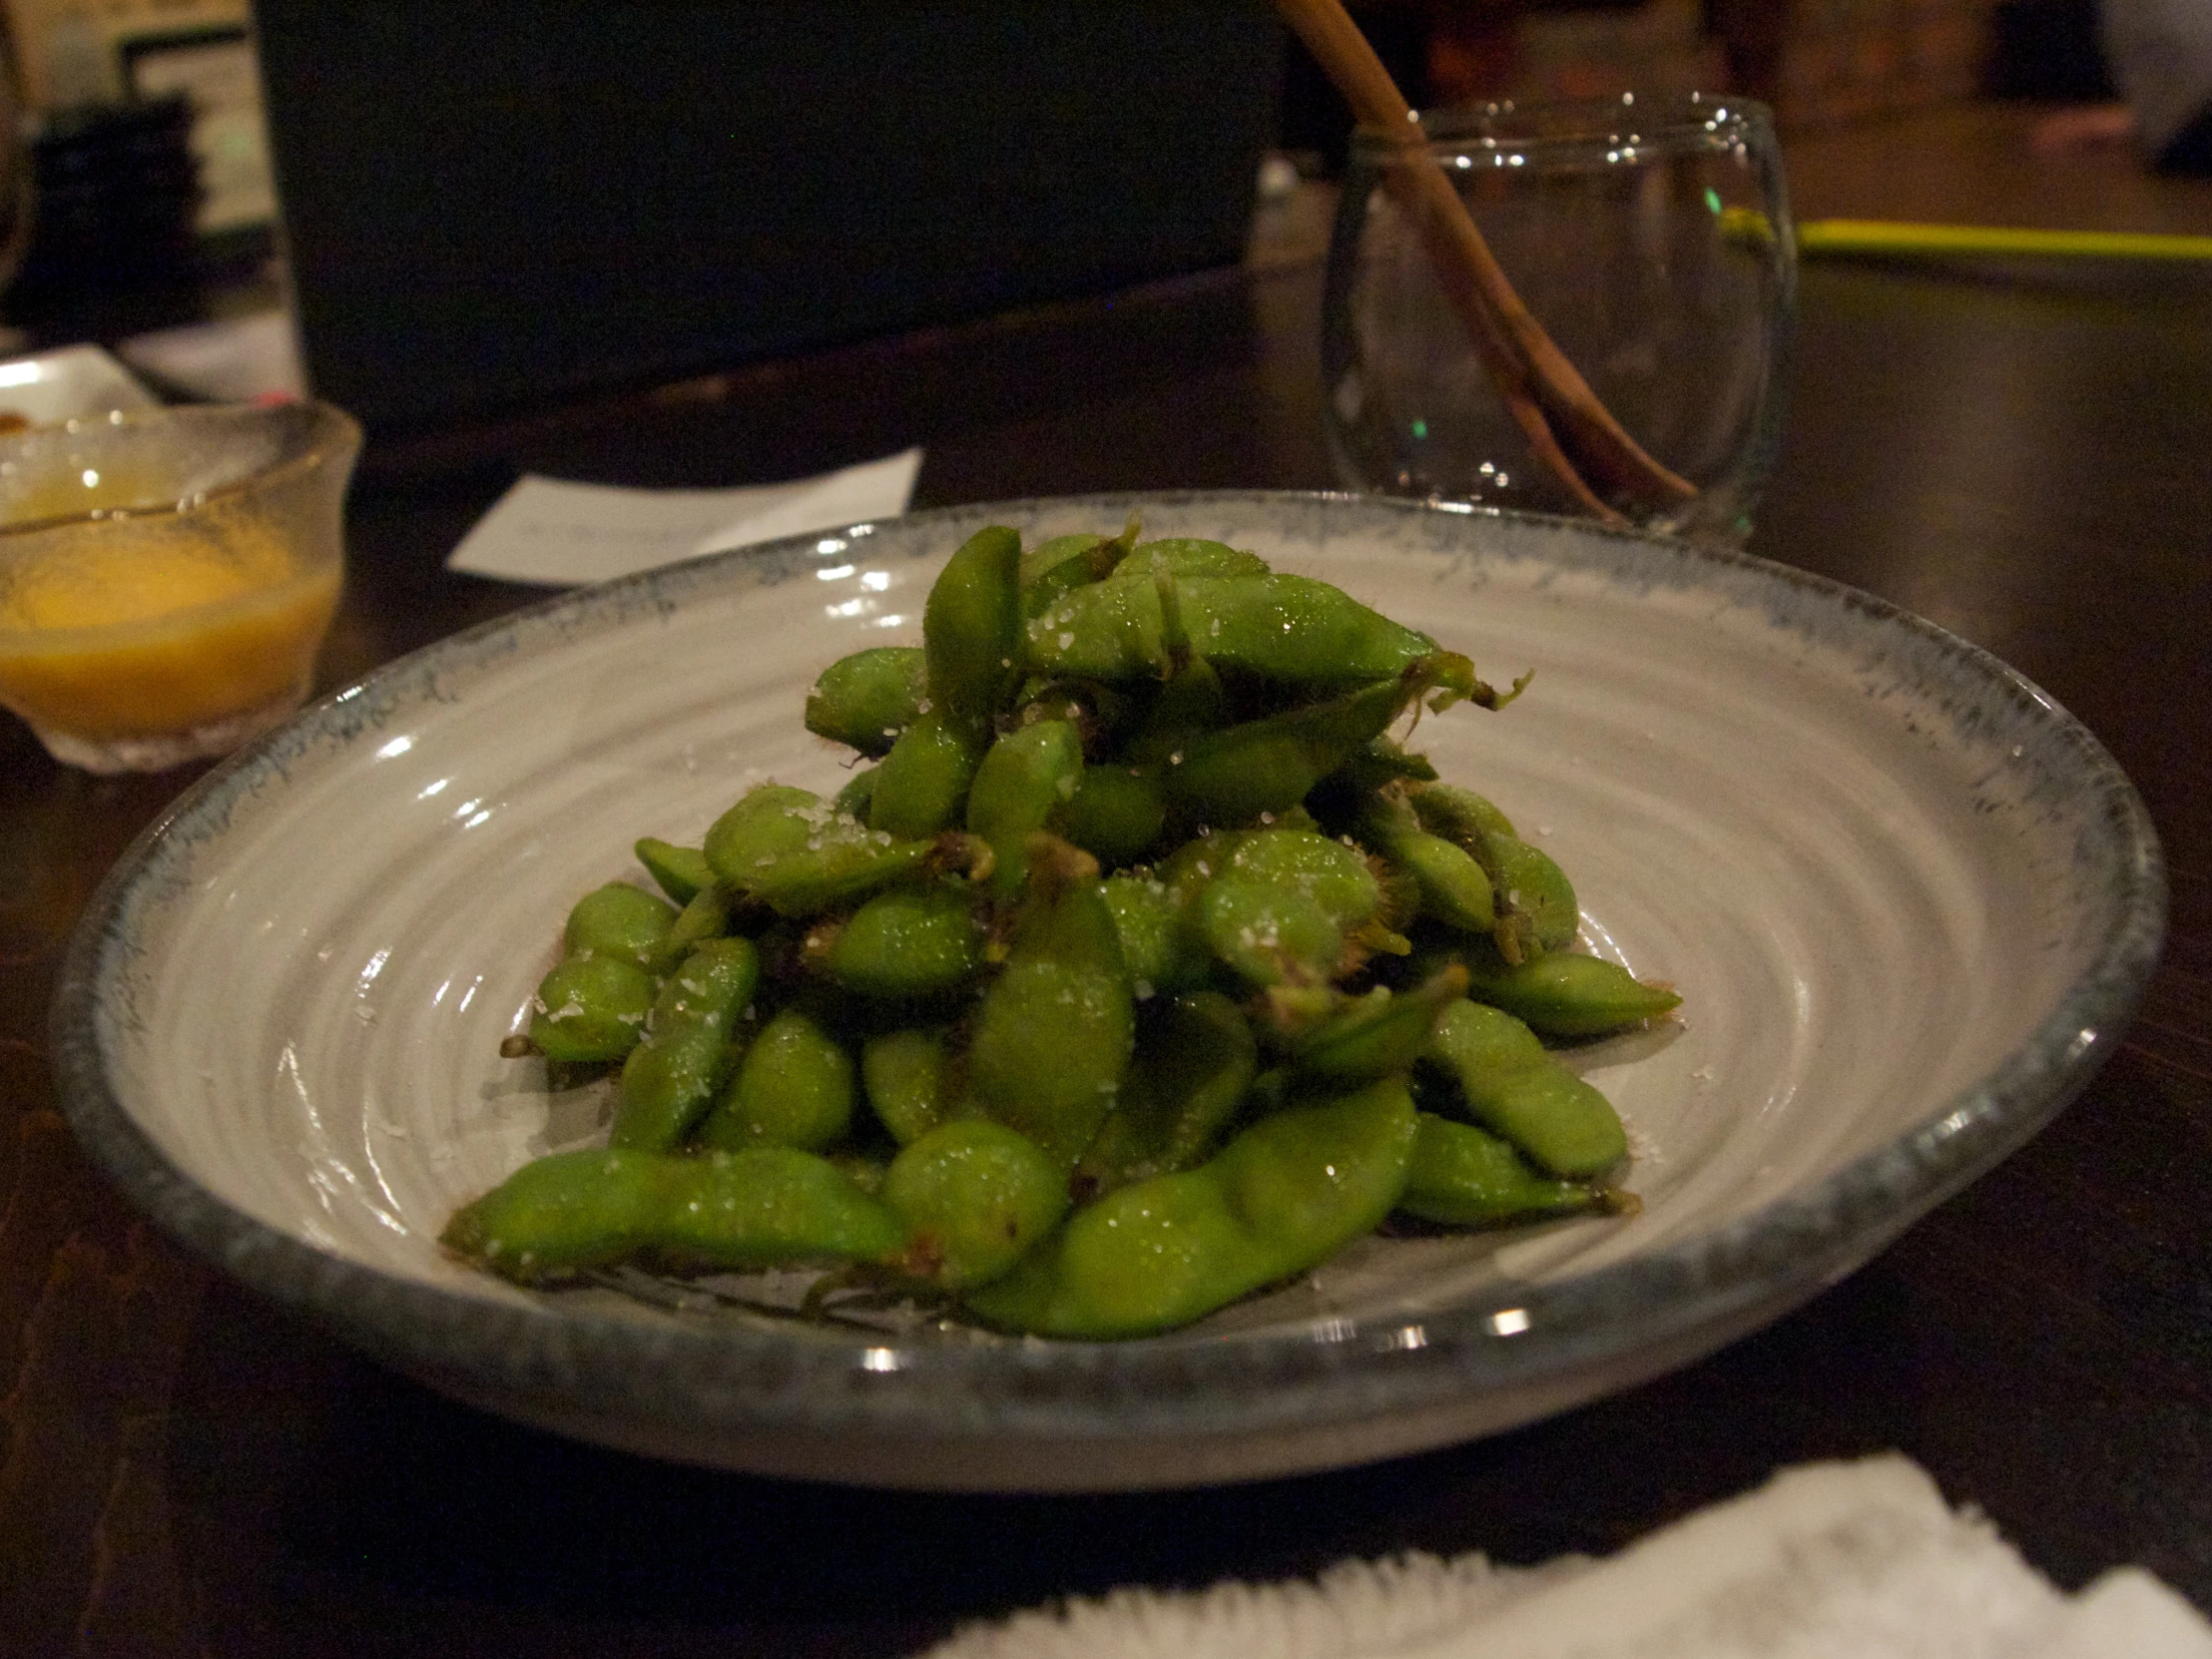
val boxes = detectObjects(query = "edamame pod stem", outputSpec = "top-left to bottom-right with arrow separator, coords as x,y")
964,1076 -> 1418,1339
805,646 -> 927,757
609,937 -> 760,1152
1399,1113 -> 1624,1227
440,1146 -> 906,1282
1425,997 -> 1628,1177
969,878 -> 1136,1164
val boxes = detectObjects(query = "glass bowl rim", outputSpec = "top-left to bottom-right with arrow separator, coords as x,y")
0,398 -> 362,543
1351,90 -> 1778,164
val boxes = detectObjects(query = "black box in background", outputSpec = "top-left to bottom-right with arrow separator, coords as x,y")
1985,0 -> 2118,102
252,1 -> 1284,434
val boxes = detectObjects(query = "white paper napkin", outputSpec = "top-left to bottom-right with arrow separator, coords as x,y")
918,1456 -> 2212,1659
444,447 -> 922,586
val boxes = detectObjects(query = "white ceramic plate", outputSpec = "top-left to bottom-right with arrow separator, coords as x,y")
55,493 -> 2164,1489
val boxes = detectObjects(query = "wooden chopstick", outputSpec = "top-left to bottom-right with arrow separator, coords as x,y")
1273,0 -> 1697,518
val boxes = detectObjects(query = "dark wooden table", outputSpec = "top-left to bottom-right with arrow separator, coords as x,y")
6,145 -> 2210,1656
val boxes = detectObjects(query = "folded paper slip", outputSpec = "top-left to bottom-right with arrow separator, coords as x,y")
445,448 -> 922,586
919,1456 -> 2212,1659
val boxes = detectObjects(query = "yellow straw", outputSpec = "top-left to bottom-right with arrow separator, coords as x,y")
1799,218 -> 2212,262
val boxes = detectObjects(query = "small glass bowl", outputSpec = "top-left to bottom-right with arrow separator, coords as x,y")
0,400 -> 360,773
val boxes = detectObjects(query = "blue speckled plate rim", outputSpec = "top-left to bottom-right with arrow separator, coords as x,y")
51,490 -> 2168,1451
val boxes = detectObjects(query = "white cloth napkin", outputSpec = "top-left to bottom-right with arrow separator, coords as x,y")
444,447 -> 922,586
919,1457 -> 2212,1659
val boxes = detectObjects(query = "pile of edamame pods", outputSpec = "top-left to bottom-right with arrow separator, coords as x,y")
442,521 -> 1680,1339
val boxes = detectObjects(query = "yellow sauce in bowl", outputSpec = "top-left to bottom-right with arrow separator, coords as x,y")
0,512 -> 340,743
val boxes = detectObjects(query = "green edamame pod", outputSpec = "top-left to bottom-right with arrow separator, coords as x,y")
704,784 -> 823,880
1057,765 -> 1168,866
860,1026 -> 960,1145
1425,998 -> 1627,1178
1398,1113 -> 1620,1227
969,879 -> 1135,1164
1074,990 -> 1257,1196
805,645 -> 927,757
1165,673 -> 1418,826
833,765 -> 879,822
645,883 -> 731,973
1019,525 -> 1136,618
965,1076 -> 1417,1339
698,1006 -> 856,1153
527,954 -> 657,1064
755,830 -> 936,919
1291,966 -> 1468,1085
1197,877 -> 1344,988
1408,782 -> 1517,843
635,837 -> 714,904
824,883 -> 984,998
881,1121 -> 1068,1289
609,937 -> 760,1152
1026,574 -> 1440,687
1473,830 -> 1579,958
867,709 -> 987,839
440,1146 -> 905,1282
1359,795 -> 1497,934
1462,950 -> 1681,1038
924,524 -> 1023,722
564,881 -> 679,967
1220,828 -> 1382,929
1099,871 -> 1213,995
1112,537 -> 1270,583
965,720 -> 1084,893
1337,737 -> 1438,792
704,783 -> 937,919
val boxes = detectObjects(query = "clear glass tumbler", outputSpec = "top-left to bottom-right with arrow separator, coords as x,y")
1323,93 -> 1796,544
0,401 -> 359,773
